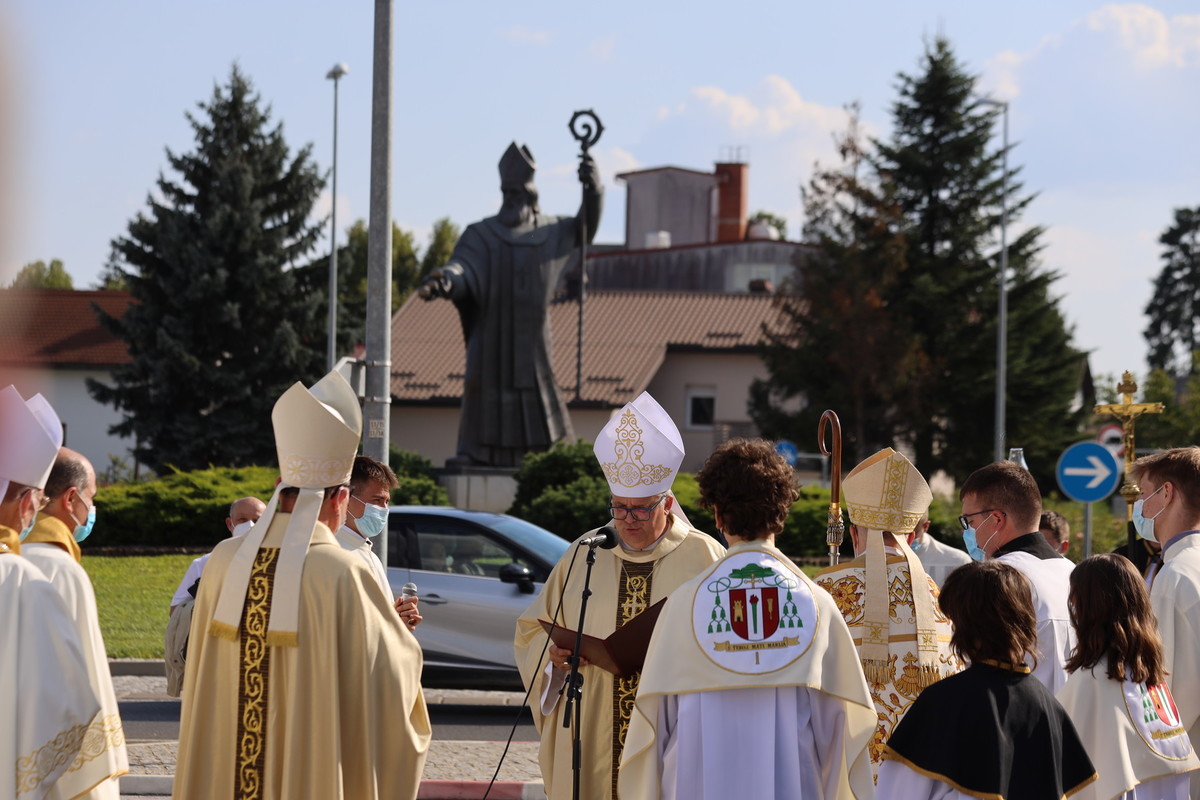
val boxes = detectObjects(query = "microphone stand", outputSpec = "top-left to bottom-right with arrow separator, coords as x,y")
564,541 -> 601,800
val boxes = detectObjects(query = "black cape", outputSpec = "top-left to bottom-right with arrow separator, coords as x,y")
883,663 -> 1096,799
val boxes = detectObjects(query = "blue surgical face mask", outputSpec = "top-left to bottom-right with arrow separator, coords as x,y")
963,515 -> 998,562
73,504 -> 97,543
351,497 -> 388,539
1133,485 -> 1166,542
19,515 -> 35,541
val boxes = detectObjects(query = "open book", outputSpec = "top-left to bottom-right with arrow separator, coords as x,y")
539,598 -> 667,678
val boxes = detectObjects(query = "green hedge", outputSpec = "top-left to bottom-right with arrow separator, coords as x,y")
95,466 -> 279,548
95,450 -> 449,548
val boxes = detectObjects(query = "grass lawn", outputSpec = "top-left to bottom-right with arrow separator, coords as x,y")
83,553 -> 196,658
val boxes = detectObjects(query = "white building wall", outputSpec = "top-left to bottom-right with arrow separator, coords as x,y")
5,366 -> 137,476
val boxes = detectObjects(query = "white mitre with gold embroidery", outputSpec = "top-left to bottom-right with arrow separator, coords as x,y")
594,391 -> 684,498
842,448 -> 940,686
210,370 -> 362,646
0,385 -> 63,501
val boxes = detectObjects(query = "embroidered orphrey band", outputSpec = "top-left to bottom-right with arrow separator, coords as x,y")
611,560 -> 655,798
235,547 -> 281,800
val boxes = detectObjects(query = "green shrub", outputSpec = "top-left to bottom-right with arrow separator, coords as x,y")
509,441 -> 603,523
521,475 -> 612,539
670,473 -> 714,534
394,474 -> 449,506
96,466 -> 278,548
389,445 -> 440,483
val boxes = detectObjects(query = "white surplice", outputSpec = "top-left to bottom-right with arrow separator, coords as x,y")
23,517 -> 128,799
1151,533 -> 1200,800
335,525 -> 393,601
995,550 -> 1075,693
1,538 -> 103,800
912,533 -> 971,587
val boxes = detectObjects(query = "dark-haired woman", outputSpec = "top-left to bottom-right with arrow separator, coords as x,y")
1057,553 -> 1199,800
877,560 -> 1096,800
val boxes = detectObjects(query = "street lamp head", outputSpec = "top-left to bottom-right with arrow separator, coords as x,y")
975,95 -> 1007,110
326,63 -> 349,81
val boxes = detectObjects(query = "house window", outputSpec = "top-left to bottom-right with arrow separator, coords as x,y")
687,388 -> 715,430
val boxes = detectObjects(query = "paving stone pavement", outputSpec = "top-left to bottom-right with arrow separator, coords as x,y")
115,673 -> 545,796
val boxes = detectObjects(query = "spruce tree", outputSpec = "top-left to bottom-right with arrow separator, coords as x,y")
872,36 -> 1084,481
751,107 -> 920,464
1144,206 -> 1200,377
89,65 -> 327,472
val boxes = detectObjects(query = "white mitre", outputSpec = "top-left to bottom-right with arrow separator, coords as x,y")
842,447 -> 940,686
210,370 -> 362,646
0,385 -> 63,500
594,391 -> 684,501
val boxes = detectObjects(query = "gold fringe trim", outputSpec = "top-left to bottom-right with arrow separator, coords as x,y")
916,664 -> 942,691
208,620 -> 239,641
266,630 -> 298,648
864,659 -> 891,685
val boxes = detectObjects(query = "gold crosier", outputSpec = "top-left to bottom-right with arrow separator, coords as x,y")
1094,371 -> 1165,549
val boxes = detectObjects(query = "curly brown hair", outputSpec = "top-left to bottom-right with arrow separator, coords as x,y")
1065,553 -> 1164,685
938,560 -> 1038,667
696,438 -> 797,540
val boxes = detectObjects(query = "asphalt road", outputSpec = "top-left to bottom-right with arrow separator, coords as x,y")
118,697 -> 538,743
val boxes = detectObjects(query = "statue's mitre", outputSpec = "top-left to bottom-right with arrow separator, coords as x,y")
594,392 -> 684,497
0,386 -> 63,491
272,370 -> 362,488
842,448 -> 932,534
499,141 -> 536,185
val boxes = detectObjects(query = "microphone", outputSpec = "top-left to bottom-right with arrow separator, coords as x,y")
578,526 -> 618,549
400,582 -> 418,601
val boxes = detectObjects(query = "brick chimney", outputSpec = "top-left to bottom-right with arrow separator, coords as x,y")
714,162 -> 748,243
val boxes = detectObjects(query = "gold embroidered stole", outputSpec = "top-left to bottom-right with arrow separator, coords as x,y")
610,560 -> 654,798
234,548 -> 281,800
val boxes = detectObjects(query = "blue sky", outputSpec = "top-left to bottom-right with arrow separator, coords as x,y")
3,1 -> 1198,385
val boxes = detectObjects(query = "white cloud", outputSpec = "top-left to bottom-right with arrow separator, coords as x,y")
501,25 -> 551,45
1086,4 -> 1200,69
981,34 -> 1060,101
587,36 -> 615,61
690,75 -> 849,138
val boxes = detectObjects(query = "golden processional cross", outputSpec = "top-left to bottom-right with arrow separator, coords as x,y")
1093,371 -> 1165,548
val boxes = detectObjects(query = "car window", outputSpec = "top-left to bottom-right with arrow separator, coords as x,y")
408,519 -> 539,579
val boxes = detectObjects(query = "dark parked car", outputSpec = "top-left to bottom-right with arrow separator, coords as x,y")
385,506 -> 569,688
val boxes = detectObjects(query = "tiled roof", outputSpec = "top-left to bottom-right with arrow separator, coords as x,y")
0,289 -> 132,367
391,290 -> 785,407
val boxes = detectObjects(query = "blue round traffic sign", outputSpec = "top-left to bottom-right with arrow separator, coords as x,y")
1056,442 -> 1121,503
775,440 -> 798,467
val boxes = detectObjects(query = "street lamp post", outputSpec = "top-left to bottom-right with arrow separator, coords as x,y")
979,97 -> 1009,461
326,62 -> 349,372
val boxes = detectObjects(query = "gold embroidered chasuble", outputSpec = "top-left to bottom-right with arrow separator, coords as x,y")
22,515 -> 128,799
816,552 -> 961,765
1,524 -> 105,800
174,513 -> 430,800
514,516 -> 724,800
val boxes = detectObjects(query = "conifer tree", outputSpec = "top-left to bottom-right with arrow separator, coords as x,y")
89,65 -> 326,471
872,36 -> 1084,480
1144,206 -> 1200,377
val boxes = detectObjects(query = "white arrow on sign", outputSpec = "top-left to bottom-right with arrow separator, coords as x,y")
1064,455 -> 1113,489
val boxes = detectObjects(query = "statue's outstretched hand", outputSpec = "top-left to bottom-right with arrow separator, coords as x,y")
418,268 -> 451,300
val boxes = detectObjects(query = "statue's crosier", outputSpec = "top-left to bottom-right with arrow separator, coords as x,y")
420,142 -> 602,467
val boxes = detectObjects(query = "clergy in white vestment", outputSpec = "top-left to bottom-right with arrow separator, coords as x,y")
959,460 -> 1076,693
0,386 -> 105,800
1131,447 -> 1200,799
910,514 -> 971,587
336,455 -> 421,630
174,371 -> 430,800
515,391 -> 724,800
815,449 -> 961,770
23,448 -> 128,798
169,496 -> 266,613
1057,553 -> 1199,800
621,438 -> 876,800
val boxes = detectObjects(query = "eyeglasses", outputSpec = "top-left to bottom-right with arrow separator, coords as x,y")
22,487 -> 50,511
609,494 -> 667,522
958,508 -> 999,530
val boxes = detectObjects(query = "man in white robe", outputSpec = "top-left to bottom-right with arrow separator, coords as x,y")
0,386 -> 104,800
959,460 -> 1075,693
174,371 -> 430,800
169,496 -> 266,614
24,448 -> 128,798
1132,447 -> 1200,799
621,438 -> 876,799
514,392 -> 724,800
